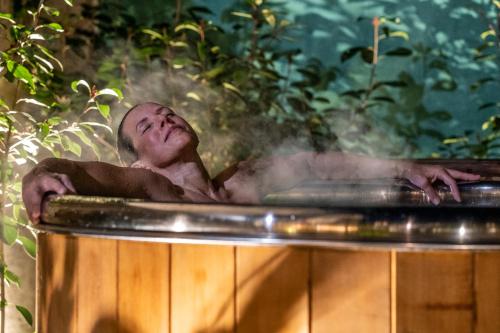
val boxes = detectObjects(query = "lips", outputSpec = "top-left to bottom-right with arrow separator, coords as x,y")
164,125 -> 184,142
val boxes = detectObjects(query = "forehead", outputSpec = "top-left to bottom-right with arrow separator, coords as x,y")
122,103 -> 168,134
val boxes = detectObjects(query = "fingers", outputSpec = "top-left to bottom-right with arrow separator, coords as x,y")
446,168 -> 481,181
409,174 -> 441,205
435,169 -> 461,202
414,177 -> 441,205
53,173 -> 76,193
402,165 -> 482,205
22,174 -> 74,224
22,190 -> 42,224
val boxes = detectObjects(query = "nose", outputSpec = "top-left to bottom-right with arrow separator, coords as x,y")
157,114 -> 174,129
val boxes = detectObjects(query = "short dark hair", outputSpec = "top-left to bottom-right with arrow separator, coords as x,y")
117,104 -> 141,166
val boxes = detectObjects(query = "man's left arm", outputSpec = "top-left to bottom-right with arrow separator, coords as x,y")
255,151 -> 480,204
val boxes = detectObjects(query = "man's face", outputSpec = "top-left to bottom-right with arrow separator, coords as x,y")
122,103 -> 199,167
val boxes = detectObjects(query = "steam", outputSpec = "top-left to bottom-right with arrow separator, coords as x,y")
103,56 -> 409,205
112,59 -> 321,176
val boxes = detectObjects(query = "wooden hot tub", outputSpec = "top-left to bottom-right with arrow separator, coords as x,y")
36,175 -> 500,332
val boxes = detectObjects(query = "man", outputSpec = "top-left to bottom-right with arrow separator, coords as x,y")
22,102 -> 481,224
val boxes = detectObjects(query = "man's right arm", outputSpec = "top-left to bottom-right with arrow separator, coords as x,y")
22,158 -> 183,223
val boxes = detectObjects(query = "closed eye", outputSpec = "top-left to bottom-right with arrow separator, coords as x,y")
142,124 -> 152,134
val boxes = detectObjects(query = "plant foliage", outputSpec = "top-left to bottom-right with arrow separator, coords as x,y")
0,0 -> 121,328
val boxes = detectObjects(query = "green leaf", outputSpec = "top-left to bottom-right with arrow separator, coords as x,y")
0,98 -> 9,110
42,6 -> 60,16
470,77 -> 495,92
36,22 -> 63,33
473,53 -> 496,62
111,88 -> 124,100
169,41 -> 189,48
35,44 -> 63,70
3,267 -> 20,288
61,136 -> 82,156
361,48 -> 374,63
197,41 -> 206,63
388,30 -> 409,41
384,47 -> 412,57
480,29 -> 496,40
222,82 -> 242,96
34,54 -> 54,71
71,128 -> 92,146
443,137 -> 468,145
340,46 -> 365,63
231,11 -> 253,19
172,57 -> 192,69
2,223 -> 17,246
17,98 -> 49,108
71,80 -> 91,94
17,236 -> 36,259
28,33 -> 45,40
262,9 -> 276,27
0,13 -> 15,24
482,119 -> 492,130
373,81 -> 407,89
186,92 -> 202,102
314,96 -> 330,103
174,23 -> 202,35
6,61 -> 34,88
95,88 -> 122,99
478,102 -> 498,111
97,103 -> 110,118
80,122 -> 113,133
15,305 -> 33,326
40,122 -> 50,138
203,65 -> 225,79
142,29 -> 165,41
372,96 -> 395,103
340,89 -> 366,99
64,0 -> 74,6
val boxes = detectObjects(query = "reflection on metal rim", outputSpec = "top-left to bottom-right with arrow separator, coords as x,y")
263,179 -> 500,207
39,193 -> 500,250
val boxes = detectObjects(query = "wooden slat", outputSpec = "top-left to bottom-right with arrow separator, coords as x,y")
76,236 -> 118,333
170,244 -> 234,333
236,247 -> 309,333
396,252 -> 473,333
311,249 -> 390,333
37,233 -> 78,333
117,241 -> 169,333
475,252 -> 500,332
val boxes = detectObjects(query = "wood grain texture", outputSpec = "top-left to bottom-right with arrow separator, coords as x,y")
170,244 -> 234,333
311,249 -> 390,333
117,241 -> 170,333
77,236 -> 118,333
236,246 -> 309,333
397,252 -> 474,333
474,252 -> 500,333
37,233 -> 78,333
